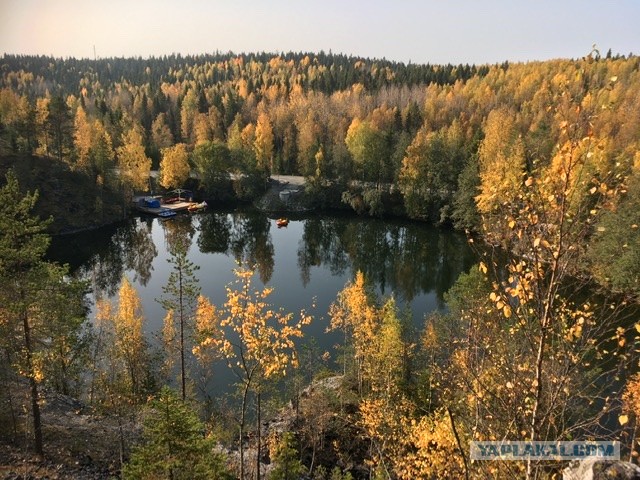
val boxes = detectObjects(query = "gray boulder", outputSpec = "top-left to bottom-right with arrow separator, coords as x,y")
564,459 -> 640,480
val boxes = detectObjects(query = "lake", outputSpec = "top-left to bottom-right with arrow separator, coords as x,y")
48,210 -> 477,395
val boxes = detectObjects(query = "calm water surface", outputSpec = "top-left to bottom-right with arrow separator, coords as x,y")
49,210 -> 477,393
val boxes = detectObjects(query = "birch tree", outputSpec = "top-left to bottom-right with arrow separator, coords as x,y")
194,266 -> 312,480
117,127 -> 152,192
159,143 -> 190,190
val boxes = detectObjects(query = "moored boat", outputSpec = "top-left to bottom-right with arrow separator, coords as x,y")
188,201 -> 208,212
276,218 -> 289,227
158,209 -> 177,218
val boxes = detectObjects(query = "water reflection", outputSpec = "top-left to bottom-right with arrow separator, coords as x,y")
49,217 -> 158,297
227,213 -> 274,284
198,213 -> 232,254
161,215 -> 196,254
297,216 -> 475,305
49,211 -> 476,316
121,218 -> 158,287
198,212 -> 274,283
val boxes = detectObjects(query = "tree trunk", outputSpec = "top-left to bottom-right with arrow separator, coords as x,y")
117,413 -> 125,471
256,391 -> 261,480
526,325 -> 548,480
179,268 -> 186,401
22,306 -> 43,456
447,407 -> 469,480
2,350 -> 19,441
180,308 -> 186,401
239,380 -> 250,480
526,250 -> 560,479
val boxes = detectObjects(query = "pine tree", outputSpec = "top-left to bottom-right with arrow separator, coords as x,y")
158,237 -> 201,400
123,386 -> 230,480
268,432 -> 305,480
48,95 -> 73,163
0,170 -> 88,455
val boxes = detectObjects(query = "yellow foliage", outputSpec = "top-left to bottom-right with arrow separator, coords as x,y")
117,128 -> 152,191
359,395 -> 414,473
93,278 -> 148,400
193,113 -> 212,145
114,277 -> 147,396
254,112 -> 274,172
161,309 -> 176,374
194,267 -> 311,384
476,108 -> 525,215
623,373 -> 640,420
73,106 -> 92,168
159,143 -> 190,189
328,271 -> 382,387
399,409 -> 466,479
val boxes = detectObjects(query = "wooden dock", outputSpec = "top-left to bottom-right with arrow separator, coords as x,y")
133,197 -> 197,217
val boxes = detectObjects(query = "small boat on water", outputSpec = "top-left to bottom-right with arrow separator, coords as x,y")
158,209 -> 177,218
188,201 -> 208,212
276,218 -> 289,227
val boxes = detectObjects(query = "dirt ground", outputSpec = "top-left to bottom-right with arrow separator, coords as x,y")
0,384 -> 139,480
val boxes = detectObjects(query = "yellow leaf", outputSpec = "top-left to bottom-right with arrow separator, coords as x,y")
619,414 -> 629,426
635,323 -> 640,334
479,262 -> 487,274
534,238 -> 541,248
508,219 -> 516,229
503,305 -> 512,318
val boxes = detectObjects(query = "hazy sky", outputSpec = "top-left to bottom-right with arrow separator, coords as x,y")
1,0 -> 638,65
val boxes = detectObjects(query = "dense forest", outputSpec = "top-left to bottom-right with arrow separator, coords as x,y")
1,50 -> 640,479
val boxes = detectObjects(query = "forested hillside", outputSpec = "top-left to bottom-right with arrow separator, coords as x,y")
1,52 -> 636,221
2,50 -> 640,479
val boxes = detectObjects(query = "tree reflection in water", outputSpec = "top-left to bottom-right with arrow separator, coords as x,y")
50,211 -> 475,318
161,215 -> 196,255
199,211 -> 274,284
297,216 -> 475,306
49,217 -> 159,297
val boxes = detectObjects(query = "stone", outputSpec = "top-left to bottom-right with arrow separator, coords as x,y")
563,458 -> 640,480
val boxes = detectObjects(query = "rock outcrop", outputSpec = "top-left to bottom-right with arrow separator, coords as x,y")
564,458 -> 640,480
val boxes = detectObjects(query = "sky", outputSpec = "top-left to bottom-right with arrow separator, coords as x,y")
0,0 -> 638,65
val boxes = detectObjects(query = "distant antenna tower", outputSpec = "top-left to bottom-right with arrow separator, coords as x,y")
93,45 -> 97,61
